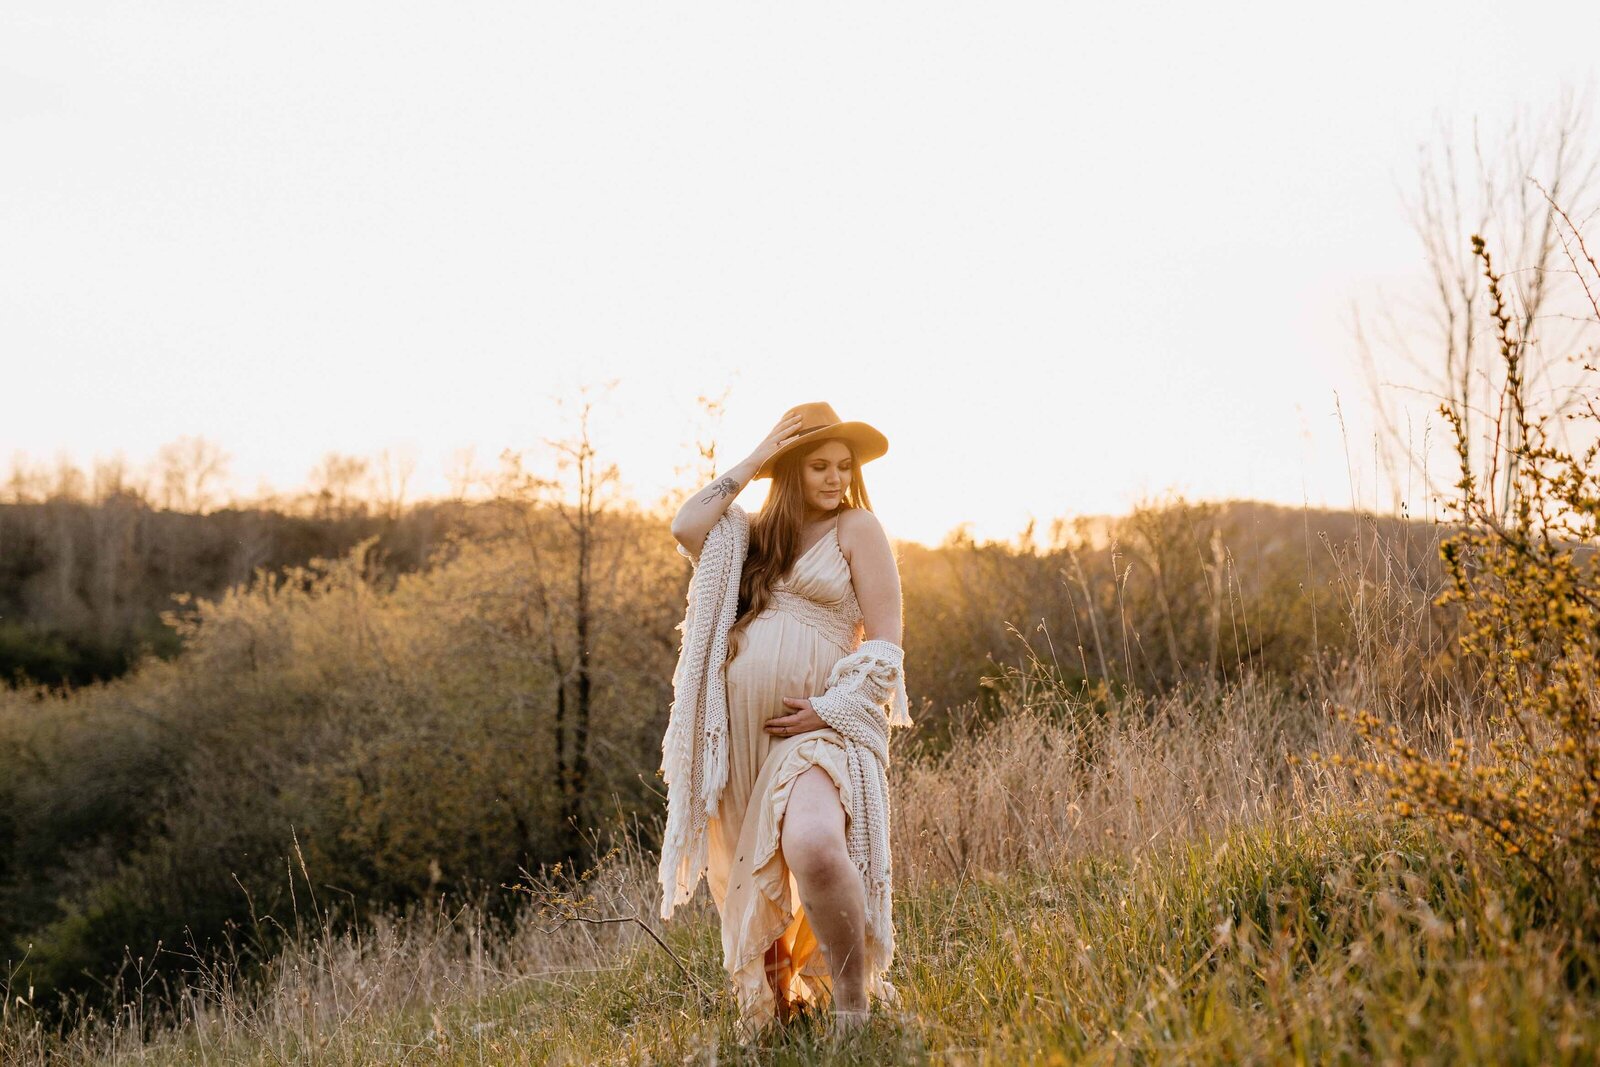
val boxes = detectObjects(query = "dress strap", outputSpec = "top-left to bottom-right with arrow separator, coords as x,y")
796,511 -> 844,562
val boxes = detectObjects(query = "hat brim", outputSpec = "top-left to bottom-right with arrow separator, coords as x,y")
753,421 -> 889,481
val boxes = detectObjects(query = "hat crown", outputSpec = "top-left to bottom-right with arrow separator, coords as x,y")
785,401 -> 845,440
753,401 -> 890,481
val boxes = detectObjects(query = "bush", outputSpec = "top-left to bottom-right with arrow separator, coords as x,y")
1329,228 -> 1600,929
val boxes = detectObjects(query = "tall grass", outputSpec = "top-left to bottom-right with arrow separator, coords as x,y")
6,641 -> 1595,1063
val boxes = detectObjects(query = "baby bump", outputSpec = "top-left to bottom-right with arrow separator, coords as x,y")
725,613 -> 838,724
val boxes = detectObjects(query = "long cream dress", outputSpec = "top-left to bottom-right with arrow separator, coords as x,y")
703,516 -> 891,1036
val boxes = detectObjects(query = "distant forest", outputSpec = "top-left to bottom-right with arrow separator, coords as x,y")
1,434 -> 497,689
1,478 -> 1455,710
0,496 -> 461,690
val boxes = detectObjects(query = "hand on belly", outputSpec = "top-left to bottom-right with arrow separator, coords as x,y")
765,696 -> 827,737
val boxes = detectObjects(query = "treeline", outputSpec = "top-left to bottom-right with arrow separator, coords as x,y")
0,491 -> 1461,1023
1,434 -> 453,691
0,497 -> 464,690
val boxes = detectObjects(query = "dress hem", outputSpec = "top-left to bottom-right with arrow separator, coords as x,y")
726,731 -> 884,1034
724,732 -> 853,976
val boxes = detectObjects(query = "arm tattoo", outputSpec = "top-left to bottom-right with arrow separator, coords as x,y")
698,476 -> 741,505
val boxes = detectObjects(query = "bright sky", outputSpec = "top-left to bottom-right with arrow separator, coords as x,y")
4,2 -> 1597,547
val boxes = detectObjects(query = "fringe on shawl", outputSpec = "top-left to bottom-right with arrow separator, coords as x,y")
657,504 -> 748,922
807,637 -> 913,970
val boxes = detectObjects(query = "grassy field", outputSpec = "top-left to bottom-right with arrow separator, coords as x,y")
5,666 -> 1596,1065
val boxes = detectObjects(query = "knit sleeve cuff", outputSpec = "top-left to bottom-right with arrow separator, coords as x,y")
813,641 -> 914,728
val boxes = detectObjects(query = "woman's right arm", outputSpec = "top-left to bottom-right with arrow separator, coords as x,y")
671,411 -> 804,559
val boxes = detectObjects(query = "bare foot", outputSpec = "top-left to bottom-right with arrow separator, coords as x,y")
832,981 -> 868,1015
832,1006 -> 870,1036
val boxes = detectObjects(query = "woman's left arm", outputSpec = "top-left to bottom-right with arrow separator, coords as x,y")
843,508 -> 903,646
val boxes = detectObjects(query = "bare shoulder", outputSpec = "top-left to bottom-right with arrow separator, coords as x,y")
837,507 -> 890,562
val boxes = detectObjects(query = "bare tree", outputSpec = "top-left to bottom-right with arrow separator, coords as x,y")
1354,86 -> 1600,518
443,444 -> 482,502
50,451 -> 90,503
91,451 -> 143,505
686,389 -> 730,490
4,451 -> 49,504
153,435 -> 232,514
650,388 -> 733,519
639,393 -> 716,662
373,444 -> 418,520
489,382 -> 627,860
307,451 -> 370,520
549,389 -> 623,858
88,453 -> 146,638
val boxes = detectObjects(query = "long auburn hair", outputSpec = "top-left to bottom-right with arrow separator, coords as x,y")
727,437 -> 875,662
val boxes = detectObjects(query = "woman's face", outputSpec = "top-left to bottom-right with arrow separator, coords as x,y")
800,439 -> 853,515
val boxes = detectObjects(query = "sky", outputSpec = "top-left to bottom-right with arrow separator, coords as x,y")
4,2 -> 1598,547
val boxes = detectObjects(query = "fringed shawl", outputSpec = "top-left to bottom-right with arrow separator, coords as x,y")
657,504 -> 749,921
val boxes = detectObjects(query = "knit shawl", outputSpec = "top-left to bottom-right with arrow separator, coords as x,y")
657,503 -> 914,970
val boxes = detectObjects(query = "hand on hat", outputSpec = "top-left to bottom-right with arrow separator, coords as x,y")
748,411 -> 805,469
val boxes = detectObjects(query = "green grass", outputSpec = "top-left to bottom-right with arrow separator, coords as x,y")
18,807 -> 1591,1065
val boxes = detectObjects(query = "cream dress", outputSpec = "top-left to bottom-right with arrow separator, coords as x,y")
703,515 -> 894,1036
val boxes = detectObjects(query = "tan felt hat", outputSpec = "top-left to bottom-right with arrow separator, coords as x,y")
753,400 -> 889,481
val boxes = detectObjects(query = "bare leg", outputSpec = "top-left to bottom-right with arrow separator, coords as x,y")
781,765 -> 868,1014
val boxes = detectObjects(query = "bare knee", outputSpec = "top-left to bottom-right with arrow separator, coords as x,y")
782,768 -> 850,882
786,827 -> 853,884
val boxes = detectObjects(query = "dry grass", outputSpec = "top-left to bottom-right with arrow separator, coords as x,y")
7,651 -> 1595,1064
893,671 -> 1360,889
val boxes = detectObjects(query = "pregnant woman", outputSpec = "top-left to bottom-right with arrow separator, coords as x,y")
658,401 -> 914,1040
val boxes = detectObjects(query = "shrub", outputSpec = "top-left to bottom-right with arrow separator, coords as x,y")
1326,227 -> 1600,928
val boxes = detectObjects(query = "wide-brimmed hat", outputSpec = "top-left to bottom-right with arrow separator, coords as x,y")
753,401 -> 889,481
